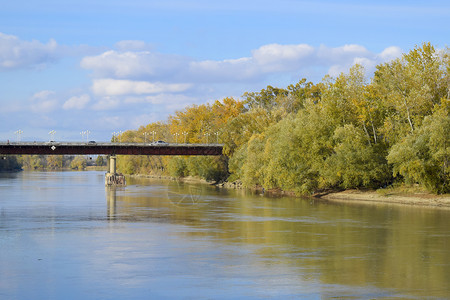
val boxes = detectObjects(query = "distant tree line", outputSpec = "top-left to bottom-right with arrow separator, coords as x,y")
0,156 -> 21,171
114,43 -> 449,194
0,155 -> 107,171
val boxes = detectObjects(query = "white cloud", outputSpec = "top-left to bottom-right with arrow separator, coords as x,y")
124,93 -> 199,106
81,50 -> 188,79
377,46 -> 402,62
318,44 -> 402,78
115,40 -> 153,51
189,57 -> 257,81
93,115 -> 127,130
0,33 -> 60,70
92,96 -> 121,110
81,42 -> 403,85
252,43 -> 315,72
317,44 -> 371,65
63,94 -> 91,110
30,90 -> 58,113
91,79 -> 192,96
130,113 -> 161,129
32,90 -> 55,100
353,57 -> 377,72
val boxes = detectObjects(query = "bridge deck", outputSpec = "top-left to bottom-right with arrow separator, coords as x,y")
0,142 -> 223,156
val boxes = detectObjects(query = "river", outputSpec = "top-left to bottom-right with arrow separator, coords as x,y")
0,171 -> 449,299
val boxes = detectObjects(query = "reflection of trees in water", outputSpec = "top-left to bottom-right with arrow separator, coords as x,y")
105,180 -> 450,298
126,176 -> 211,207
105,180 -> 213,223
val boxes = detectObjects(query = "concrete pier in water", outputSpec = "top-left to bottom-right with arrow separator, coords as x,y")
105,155 -> 126,186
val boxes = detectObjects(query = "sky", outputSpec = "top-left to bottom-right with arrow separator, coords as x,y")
0,0 -> 449,142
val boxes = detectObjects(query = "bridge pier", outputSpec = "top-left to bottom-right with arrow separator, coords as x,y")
105,155 -> 126,186
109,155 -> 116,174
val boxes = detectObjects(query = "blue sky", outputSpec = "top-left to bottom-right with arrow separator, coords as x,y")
1,0 -> 449,142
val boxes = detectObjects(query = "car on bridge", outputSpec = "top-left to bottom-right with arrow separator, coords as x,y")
151,140 -> 168,145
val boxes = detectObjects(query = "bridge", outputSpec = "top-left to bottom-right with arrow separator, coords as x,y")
0,141 -> 224,186
0,142 -> 223,156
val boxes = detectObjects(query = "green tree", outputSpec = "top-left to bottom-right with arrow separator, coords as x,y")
19,155 -> 45,170
186,156 -> 228,182
387,102 -> 449,193
47,155 -> 64,170
95,155 -> 106,166
232,100 -> 336,194
70,156 -> 87,170
374,43 -> 447,143
322,124 -> 391,189
276,102 -> 335,194
243,85 -> 288,111
238,133 -> 267,187
168,156 -> 188,177
262,115 -> 314,193
276,78 -> 322,114
222,107 -> 284,156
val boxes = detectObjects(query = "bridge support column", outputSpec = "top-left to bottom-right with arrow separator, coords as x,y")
105,155 -> 126,186
109,155 -> 116,174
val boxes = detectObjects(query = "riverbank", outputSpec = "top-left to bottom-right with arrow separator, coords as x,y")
315,188 -> 450,208
85,166 -> 108,171
217,180 -> 450,208
128,174 -> 450,208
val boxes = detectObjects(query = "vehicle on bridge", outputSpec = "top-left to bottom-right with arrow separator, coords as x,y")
151,140 -> 168,145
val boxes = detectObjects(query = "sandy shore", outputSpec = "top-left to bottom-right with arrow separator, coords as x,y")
316,189 -> 450,208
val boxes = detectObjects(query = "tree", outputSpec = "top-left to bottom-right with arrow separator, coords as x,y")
168,157 -> 188,177
96,156 -> 106,166
169,97 -> 244,144
243,85 -> 288,111
322,124 -> 391,189
222,106 -> 284,156
70,156 -> 87,170
239,133 -> 267,187
387,102 -> 449,193
233,100 -> 336,194
19,155 -> 45,170
374,43 -> 447,143
186,156 -> 228,182
276,78 -> 322,114
262,115 -> 315,193
47,155 -> 64,170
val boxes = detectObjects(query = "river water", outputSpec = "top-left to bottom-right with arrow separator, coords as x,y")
0,171 -> 449,299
